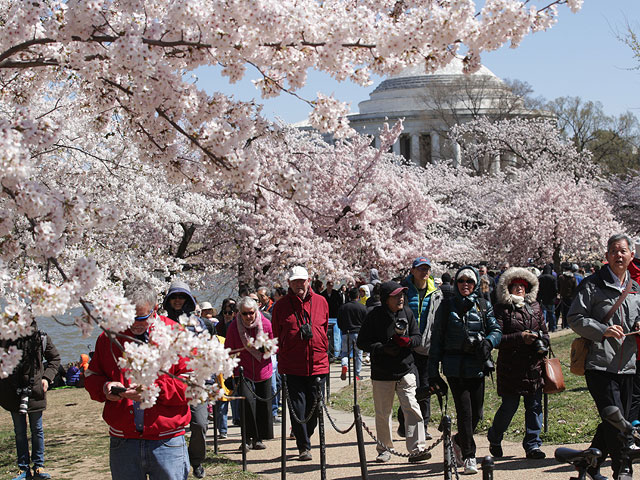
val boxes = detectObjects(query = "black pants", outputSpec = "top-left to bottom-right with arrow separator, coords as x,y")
585,369 -> 634,477
286,374 -> 326,453
398,354 -> 430,433
629,360 -> 640,422
447,376 -> 485,459
188,403 -> 209,467
237,377 -> 274,442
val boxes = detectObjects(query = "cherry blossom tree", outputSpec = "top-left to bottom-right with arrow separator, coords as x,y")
0,0 -> 583,402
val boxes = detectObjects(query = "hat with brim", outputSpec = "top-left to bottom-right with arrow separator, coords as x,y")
200,302 -> 213,311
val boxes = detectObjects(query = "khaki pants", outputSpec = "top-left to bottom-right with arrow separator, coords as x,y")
372,373 -> 426,454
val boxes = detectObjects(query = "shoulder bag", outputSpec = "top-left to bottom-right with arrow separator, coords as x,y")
543,346 -> 565,394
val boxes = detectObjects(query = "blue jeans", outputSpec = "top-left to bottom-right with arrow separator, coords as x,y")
216,401 -> 228,435
11,411 -> 44,471
328,318 -> 341,358
340,332 -> 362,376
541,303 -> 557,332
487,390 -> 543,453
109,436 -> 189,480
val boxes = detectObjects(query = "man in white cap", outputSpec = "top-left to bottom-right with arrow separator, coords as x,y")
272,265 -> 330,462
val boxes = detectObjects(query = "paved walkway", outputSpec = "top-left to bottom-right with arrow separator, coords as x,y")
209,330 -> 602,479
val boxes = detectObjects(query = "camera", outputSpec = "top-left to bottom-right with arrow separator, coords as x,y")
17,386 -> 32,415
394,318 -> 408,336
462,332 -> 484,354
528,330 -> 548,355
299,323 -> 313,340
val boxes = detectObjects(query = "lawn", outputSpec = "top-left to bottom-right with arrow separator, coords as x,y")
330,331 -> 601,445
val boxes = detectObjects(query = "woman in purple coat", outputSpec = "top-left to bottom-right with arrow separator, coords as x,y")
225,296 -> 274,450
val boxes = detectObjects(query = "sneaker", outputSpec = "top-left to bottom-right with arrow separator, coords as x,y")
463,457 -> 478,475
193,464 -> 205,479
252,440 -> 266,450
425,431 -> 432,441
32,468 -> 50,480
452,436 -> 463,467
273,416 -> 282,424
408,449 -> 432,463
289,427 -> 295,439
489,444 -> 503,458
298,449 -> 312,461
525,448 -> 546,460
238,442 -> 252,451
12,471 -> 32,480
341,366 -> 348,381
376,451 -> 391,463
355,375 -> 363,381
218,432 -> 227,439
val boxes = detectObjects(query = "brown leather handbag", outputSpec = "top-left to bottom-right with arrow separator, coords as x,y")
543,347 -> 565,394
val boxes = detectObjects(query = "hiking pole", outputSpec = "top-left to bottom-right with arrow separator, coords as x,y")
318,377 -> 327,480
281,375 -> 287,480
481,456 -> 494,480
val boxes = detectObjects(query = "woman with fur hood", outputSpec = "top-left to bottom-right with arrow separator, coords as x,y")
487,267 -> 549,461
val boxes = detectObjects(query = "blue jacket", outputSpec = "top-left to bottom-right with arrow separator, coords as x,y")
428,266 -> 502,379
403,274 -> 437,334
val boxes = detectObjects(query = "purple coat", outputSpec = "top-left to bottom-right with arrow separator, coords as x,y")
224,314 -> 273,382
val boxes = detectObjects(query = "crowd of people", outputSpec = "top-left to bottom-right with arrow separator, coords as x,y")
3,233 -> 640,479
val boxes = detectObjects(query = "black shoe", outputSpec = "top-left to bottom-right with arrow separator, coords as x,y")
489,444 -> 503,458
397,425 -> 406,438
526,448 -> 546,460
408,449 -> 432,463
425,431 -> 432,441
193,465 -> 205,479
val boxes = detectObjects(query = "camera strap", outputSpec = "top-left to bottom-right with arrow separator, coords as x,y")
289,297 -> 312,328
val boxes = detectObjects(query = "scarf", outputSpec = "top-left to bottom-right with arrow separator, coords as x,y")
236,312 -> 264,361
508,294 -> 526,308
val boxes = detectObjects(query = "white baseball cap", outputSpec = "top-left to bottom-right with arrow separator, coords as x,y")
289,266 -> 309,281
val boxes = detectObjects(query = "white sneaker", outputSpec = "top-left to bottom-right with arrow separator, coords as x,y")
451,436 -> 463,467
463,457 -> 478,475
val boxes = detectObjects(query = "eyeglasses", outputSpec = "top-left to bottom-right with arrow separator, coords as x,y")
223,310 -> 235,315
240,310 -> 255,317
134,308 -> 154,322
457,279 -> 475,285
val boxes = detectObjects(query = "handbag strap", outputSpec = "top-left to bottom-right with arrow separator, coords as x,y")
602,275 -> 633,325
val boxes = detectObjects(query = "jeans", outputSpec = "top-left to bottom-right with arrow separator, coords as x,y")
372,373 -> 426,454
271,356 -> 280,418
286,374 -> 325,453
328,318 -> 342,358
109,436 -> 189,480
340,332 -> 362,376
487,390 -> 543,453
447,376 -> 485,459
11,411 -> 44,471
541,303 -> 557,332
188,403 -> 208,467
216,401 -> 228,435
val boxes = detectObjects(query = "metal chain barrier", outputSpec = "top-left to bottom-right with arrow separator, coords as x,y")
319,396 -> 356,434
445,434 -> 461,480
240,376 -> 283,403
359,416 -> 443,459
283,377 -> 321,425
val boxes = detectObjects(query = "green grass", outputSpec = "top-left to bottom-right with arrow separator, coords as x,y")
330,332 -> 600,444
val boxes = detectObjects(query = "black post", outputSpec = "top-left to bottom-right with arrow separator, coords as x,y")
318,377 -> 327,480
213,401 -> 219,455
353,404 -> 369,480
353,346 -> 358,405
481,456 -> 494,480
442,415 -> 453,480
543,393 -> 549,433
281,375 -> 287,480
239,367 -> 247,471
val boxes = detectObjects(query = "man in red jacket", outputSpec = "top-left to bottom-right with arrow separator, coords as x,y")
85,280 -> 191,480
272,265 -> 329,462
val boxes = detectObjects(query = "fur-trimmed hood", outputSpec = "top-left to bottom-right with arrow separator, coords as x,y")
496,267 -> 539,305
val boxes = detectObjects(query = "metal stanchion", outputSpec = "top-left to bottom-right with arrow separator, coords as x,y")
352,350 -> 368,478
543,393 -> 549,433
213,401 -> 219,455
481,456 -> 494,480
318,377 -> 327,480
442,415 -> 453,480
281,375 -> 287,480
239,367 -> 247,472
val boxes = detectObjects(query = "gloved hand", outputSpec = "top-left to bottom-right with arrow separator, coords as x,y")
392,334 -> 411,348
380,342 -> 401,356
479,338 -> 493,361
427,375 -> 448,397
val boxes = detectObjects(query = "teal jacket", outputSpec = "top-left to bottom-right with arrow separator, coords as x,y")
428,266 -> 502,379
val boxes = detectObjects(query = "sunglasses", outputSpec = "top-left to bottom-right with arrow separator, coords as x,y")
223,310 -> 235,315
171,294 -> 189,300
240,310 -> 255,317
457,279 -> 475,284
134,308 -> 154,322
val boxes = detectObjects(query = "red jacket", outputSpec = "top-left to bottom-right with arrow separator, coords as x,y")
272,289 -> 329,376
85,315 -> 191,440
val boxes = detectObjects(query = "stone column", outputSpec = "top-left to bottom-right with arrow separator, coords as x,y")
411,134 -> 420,166
431,131 -> 440,164
452,141 -> 462,168
490,154 -> 500,174
392,139 -> 401,155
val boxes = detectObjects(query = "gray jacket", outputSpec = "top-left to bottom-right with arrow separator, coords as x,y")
568,267 -> 640,375
414,289 -> 443,356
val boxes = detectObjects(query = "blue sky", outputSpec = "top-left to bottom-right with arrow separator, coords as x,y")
196,1 -> 640,124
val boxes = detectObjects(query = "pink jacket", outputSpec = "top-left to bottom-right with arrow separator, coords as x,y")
224,314 -> 274,382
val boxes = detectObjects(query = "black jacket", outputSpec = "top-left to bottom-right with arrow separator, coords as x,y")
357,305 -> 420,381
321,289 -> 343,318
537,273 -> 557,305
337,300 -> 368,333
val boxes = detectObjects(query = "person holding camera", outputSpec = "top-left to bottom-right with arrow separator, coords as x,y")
486,267 -> 549,461
1,322 -> 60,480
272,265 -> 329,462
428,266 -> 501,474
356,281 -> 431,464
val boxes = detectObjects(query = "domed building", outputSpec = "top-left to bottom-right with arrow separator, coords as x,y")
347,58 -> 538,172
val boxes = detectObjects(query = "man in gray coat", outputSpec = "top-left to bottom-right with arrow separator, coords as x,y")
568,233 -> 640,480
